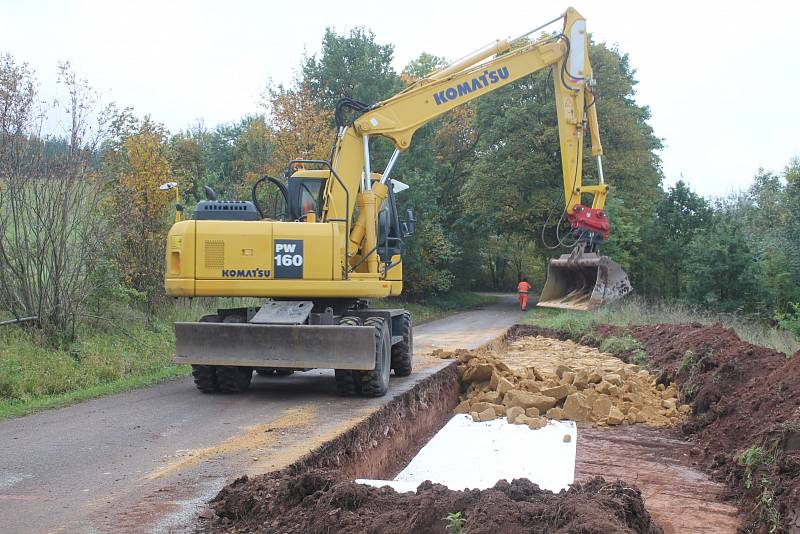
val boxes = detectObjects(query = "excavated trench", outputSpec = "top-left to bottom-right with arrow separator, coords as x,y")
202,324 -> 800,533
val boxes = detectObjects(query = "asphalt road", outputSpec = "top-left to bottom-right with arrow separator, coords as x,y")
0,294 -> 521,534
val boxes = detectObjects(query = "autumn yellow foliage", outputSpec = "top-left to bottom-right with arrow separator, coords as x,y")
107,131 -> 174,303
261,82 -> 334,177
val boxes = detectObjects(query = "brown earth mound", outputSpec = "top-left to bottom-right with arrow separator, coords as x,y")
208,469 -> 662,534
590,323 -> 800,532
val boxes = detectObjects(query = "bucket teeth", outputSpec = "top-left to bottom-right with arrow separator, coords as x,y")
537,252 -> 632,311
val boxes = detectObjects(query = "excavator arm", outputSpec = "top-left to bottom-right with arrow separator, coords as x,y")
314,7 -> 629,310
323,8 -> 606,233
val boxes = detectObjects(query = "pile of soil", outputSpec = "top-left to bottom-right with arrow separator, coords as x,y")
435,336 -> 688,428
590,323 -> 800,532
207,469 -> 662,534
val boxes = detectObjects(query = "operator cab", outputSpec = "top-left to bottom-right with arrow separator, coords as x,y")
250,168 -> 412,261
287,176 -> 325,219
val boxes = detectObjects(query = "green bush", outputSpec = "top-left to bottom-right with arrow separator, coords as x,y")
738,445 -> 768,489
599,335 -> 647,364
775,302 -> 800,337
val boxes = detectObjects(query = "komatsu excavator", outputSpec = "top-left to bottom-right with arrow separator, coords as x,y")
164,7 -> 631,397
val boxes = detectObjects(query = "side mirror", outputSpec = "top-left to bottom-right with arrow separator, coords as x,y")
175,204 -> 184,212
401,208 -> 416,237
204,186 -> 217,201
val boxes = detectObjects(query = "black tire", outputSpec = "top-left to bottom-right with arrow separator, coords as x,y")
335,369 -> 358,396
214,314 -> 253,393
217,366 -> 253,393
356,317 -> 391,397
191,365 -> 219,393
391,312 -> 413,377
334,316 -> 361,396
191,314 -> 222,393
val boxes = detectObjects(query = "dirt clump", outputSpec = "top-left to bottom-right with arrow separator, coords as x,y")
592,323 -> 800,533
205,469 -> 662,534
435,336 -> 689,428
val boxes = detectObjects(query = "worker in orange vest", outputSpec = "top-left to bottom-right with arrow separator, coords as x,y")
517,277 -> 532,311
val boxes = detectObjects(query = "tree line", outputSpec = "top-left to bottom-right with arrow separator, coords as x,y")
0,27 -> 797,343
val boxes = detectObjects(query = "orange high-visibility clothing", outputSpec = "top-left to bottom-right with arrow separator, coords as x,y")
517,281 -> 532,311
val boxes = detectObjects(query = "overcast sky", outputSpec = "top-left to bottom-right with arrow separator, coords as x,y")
2,0 -> 797,197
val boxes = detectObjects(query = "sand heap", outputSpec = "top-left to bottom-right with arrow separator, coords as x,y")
435,336 -> 690,429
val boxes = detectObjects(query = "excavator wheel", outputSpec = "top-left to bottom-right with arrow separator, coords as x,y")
191,365 -> 219,394
217,366 -> 254,393
335,316 -> 362,396
356,317 -> 392,397
191,314 -> 223,393
214,314 -> 253,393
391,312 -> 413,377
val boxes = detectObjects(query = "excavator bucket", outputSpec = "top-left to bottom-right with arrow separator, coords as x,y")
538,251 -> 632,311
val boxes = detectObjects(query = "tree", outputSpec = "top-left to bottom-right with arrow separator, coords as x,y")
231,115 -> 274,185
303,27 -> 404,109
104,120 -> 173,307
0,56 -> 114,339
261,82 -> 334,177
684,208 -> 763,313
647,181 -> 712,297
401,53 -> 446,83
400,172 -> 458,299
739,163 -> 800,314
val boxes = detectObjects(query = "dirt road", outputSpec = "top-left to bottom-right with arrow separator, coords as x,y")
0,295 -> 520,534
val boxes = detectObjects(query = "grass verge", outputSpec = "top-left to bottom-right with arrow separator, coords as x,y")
0,292 -> 495,419
523,296 -> 799,355
0,365 -> 188,419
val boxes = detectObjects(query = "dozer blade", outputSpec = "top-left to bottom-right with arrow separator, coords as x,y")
172,322 -> 377,370
538,252 -> 632,311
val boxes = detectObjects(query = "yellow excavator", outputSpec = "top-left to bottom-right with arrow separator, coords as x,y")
164,7 -> 631,397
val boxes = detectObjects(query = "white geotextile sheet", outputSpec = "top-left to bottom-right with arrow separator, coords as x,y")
357,414 -> 576,492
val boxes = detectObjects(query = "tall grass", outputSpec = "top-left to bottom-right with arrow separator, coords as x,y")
525,296 -> 799,355
0,298 -> 247,417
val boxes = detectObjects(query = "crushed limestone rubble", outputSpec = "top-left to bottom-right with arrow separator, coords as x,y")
435,335 -> 690,429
